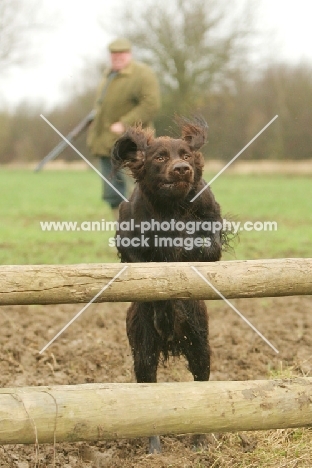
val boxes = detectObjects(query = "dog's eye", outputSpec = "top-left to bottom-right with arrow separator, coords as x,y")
156,152 -> 167,161
182,153 -> 191,160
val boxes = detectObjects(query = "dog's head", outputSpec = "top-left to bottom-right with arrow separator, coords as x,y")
111,117 -> 208,200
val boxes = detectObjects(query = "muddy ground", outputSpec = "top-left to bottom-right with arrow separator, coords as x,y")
0,295 -> 311,467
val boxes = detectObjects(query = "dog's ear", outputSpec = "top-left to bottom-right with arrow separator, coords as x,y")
111,125 -> 154,175
176,116 -> 208,151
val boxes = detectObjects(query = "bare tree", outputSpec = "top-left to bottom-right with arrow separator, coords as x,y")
114,0 -> 255,117
0,0 -> 48,68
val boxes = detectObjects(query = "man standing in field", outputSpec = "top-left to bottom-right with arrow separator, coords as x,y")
87,38 -> 161,216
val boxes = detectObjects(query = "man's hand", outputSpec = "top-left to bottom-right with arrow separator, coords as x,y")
110,122 -> 126,134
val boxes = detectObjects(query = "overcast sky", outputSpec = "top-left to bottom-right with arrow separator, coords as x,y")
1,0 -> 311,111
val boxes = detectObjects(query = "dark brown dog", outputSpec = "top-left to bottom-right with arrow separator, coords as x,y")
111,117 -> 223,453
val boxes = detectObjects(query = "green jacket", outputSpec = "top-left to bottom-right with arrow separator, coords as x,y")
87,60 -> 161,156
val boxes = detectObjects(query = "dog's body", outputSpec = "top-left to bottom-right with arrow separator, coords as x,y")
112,117 -> 223,452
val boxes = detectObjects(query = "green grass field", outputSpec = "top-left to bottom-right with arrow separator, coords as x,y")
1,168 -> 311,264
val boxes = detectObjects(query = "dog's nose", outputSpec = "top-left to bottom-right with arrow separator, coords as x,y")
173,162 -> 191,175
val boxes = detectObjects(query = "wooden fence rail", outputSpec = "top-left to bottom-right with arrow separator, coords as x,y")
0,378 -> 311,445
1,258 -> 312,305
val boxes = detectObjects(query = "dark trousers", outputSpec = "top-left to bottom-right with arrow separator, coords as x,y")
99,156 -> 127,209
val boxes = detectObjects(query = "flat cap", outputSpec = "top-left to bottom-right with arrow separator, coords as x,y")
108,38 -> 132,53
